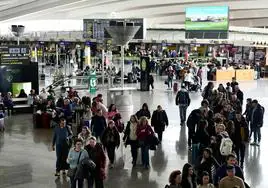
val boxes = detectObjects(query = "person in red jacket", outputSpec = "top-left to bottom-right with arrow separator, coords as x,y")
136,116 -> 154,169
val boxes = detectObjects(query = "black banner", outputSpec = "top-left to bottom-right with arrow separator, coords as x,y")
0,45 -> 30,65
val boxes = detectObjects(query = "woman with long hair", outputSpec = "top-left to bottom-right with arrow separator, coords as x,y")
181,163 -> 197,188
136,116 -> 154,169
136,103 -> 151,119
197,171 -> 215,188
123,115 -> 139,167
78,126 -> 91,146
107,104 -> 119,120
101,120 -> 120,169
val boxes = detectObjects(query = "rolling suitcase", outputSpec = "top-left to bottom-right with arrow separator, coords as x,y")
33,113 -> 42,128
42,113 -> 51,129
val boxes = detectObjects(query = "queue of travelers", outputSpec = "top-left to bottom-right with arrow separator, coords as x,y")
165,77 -> 262,188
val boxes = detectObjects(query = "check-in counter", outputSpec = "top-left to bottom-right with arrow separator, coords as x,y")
216,70 -> 235,81
235,69 -> 255,81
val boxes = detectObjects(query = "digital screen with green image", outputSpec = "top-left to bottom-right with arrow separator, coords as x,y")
185,6 -> 229,31
12,82 -> 32,97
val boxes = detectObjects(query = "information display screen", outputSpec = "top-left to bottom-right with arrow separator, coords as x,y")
0,45 -> 30,65
185,6 -> 229,31
83,19 -> 144,40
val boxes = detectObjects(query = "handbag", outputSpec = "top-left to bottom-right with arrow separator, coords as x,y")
67,151 -> 82,177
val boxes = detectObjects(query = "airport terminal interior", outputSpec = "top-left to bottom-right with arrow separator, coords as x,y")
1,0 -> 268,188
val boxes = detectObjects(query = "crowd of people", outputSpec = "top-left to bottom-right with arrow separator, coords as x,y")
166,77 -> 263,188
51,90 -> 164,188
1,68 -> 262,188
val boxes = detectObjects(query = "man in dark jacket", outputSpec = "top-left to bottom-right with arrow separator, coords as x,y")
175,84 -> 191,126
214,154 -> 244,186
91,109 -> 107,141
234,85 -> 244,106
151,105 -> 169,142
186,109 -> 202,148
250,99 -> 264,146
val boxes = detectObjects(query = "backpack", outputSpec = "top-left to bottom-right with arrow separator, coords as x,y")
220,136 -> 233,156
177,91 -> 188,105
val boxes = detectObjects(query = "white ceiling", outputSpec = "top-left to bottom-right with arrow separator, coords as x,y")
0,0 -> 268,28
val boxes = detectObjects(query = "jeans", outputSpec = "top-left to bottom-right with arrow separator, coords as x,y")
106,144 -> 116,164
253,127 -> 261,143
191,143 -> 200,164
70,176 -> 83,188
235,143 -> 246,165
179,105 -> 188,123
129,140 -> 138,164
140,141 -> 150,166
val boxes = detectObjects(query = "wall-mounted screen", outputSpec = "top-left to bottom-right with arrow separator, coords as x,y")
83,19 -> 144,40
12,82 -> 32,97
185,6 -> 229,31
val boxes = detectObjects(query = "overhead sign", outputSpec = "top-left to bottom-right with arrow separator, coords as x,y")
0,45 -> 30,65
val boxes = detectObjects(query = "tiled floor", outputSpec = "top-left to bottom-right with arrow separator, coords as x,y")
0,76 -> 267,188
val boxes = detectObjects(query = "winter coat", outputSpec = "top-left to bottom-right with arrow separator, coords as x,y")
84,143 -> 106,180
151,110 -> 169,133
75,157 -> 96,179
91,115 -> 107,137
136,109 -> 151,119
251,104 -> 264,128
233,117 -> 249,147
101,126 -> 120,148
195,156 -> 220,184
136,124 -> 154,142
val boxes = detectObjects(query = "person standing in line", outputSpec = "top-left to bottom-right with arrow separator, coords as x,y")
175,84 -> 191,126
136,116 -> 154,169
85,136 -> 106,188
101,120 -> 120,169
151,105 -> 169,143
67,138 -> 89,188
219,165 -> 245,188
123,115 -> 139,167
167,170 -> 182,188
52,118 -> 73,176
233,111 -> 249,168
181,163 -> 197,188
250,99 -> 264,146
197,171 -> 215,188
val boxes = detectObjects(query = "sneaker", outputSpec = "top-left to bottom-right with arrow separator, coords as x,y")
55,171 -> 60,177
250,142 -> 256,146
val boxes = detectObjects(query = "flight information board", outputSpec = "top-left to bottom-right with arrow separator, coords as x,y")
0,45 -> 30,65
83,19 -> 144,41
